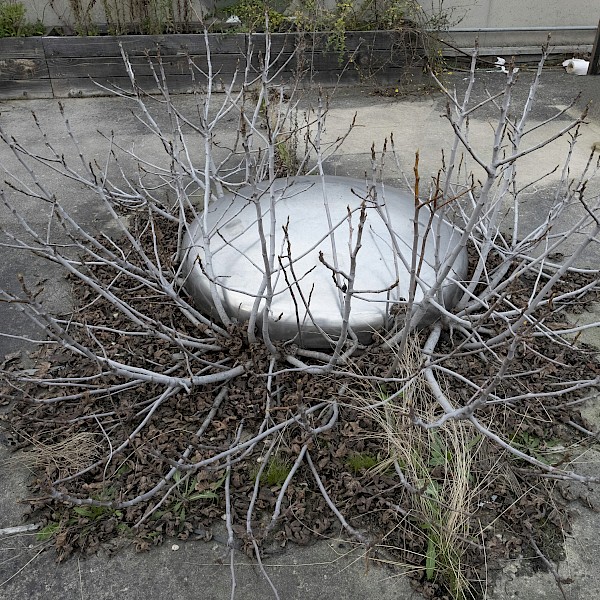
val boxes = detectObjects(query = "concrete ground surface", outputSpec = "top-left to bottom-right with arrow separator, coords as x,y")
1,65 -> 600,599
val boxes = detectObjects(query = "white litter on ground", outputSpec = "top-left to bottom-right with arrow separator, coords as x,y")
562,58 -> 590,75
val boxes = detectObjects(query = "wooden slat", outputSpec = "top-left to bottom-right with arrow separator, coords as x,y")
254,30 -> 406,55
251,31 -> 414,77
262,47 -> 419,79
47,54 -> 244,80
0,32 -> 418,99
0,58 -> 48,81
0,37 -> 45,59
0,78 -> 53,100
0,38 -> 51,86
43,33 -> 247,58
306,68 -> 414,87
300,64 -> 412,85
346,30 -> 419,51
251,31 -> 399,55
252,32 -> 312,55
49,74 -> 237,98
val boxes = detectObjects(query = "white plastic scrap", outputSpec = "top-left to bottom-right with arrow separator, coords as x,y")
495,57 -> 519,74
562,58 -> 590,75
226,15 -> 241,24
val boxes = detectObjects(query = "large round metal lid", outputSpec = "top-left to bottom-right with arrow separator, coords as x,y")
182,176 -> 467,348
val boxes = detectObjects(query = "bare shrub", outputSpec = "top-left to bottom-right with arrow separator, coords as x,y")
1,33 -> 599,598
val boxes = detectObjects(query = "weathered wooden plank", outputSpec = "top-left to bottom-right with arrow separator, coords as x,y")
306,65 -> 421,88
47,49 -> 412,79
362,65 -> 426,87
46,54 -> 244,80
262,47 -> 419,76
345,30 -> 420,51
253,31 -> 362,58
355,49 -> 423,71
0,57 -> 49,81
0,32 -> 418,100
0,78 -> 53,100
251,31 -> 418,78
151,33 -> 247,55
251,32 -> 300,56
43,34 -> 248,58
0,37 -> 45,59
50,74 -> 242,98
306,69 -> 362,87
253,30 -> 412,55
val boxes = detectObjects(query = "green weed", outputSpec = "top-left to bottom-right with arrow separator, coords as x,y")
511,431 -> 563,466
37,498 -> 123,543
169,470 -> 224,523
99,0 -> 181,35
37,522 -> 60,542
0,1 -> 44,37
275,138 -> 301,176
261,454 -> 292,486
345,451 -> 379,474
72,505 -> 123,520
224,0 -> 287,32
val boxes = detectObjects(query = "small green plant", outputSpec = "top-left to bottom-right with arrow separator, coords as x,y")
114,461 -> 133,477
345,451 -> 379,474
37,496 -> 122,542
261,454 -> 292,486
170,471 -> 224,524
275,136 -> 302,177
72,504 -> 123,520
68,488 -> 122,523
410,430 -> 475,600
101,0 -> 175,35
224,0 -> 287,32
139,0 -> 175,35
0,1 -> 44,37
37,522 -> 60,542
427,431 -> 451,468
511,431 -> 563,466
351,336 -> 478,599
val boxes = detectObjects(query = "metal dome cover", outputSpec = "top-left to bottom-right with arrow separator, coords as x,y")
181,176 -> 467,348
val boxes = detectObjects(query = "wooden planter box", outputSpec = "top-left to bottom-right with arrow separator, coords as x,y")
0,30 -> 423,100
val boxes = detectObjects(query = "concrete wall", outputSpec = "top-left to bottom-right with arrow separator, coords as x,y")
442,0 -> 597,28
434,0 -> 599,50
21,0 -> 214,29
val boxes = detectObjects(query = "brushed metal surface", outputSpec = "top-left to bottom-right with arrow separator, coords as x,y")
181,176 -> 468,348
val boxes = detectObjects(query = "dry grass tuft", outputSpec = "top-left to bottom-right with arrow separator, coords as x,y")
351,335 -> 482,599
4,432 -> 102,477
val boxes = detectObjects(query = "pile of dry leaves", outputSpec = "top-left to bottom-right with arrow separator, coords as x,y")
1,214 -> 599,600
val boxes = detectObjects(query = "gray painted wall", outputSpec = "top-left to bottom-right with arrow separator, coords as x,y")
434,0 -> 598,50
